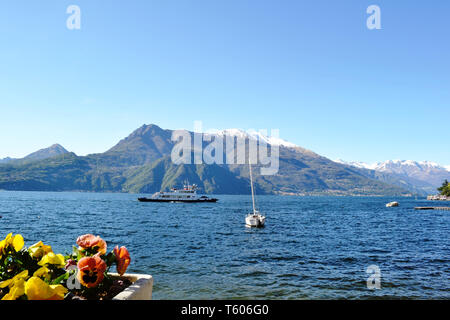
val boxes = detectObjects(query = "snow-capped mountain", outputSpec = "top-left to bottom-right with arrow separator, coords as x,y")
334,159 -> 377,170
206,128 -> 299,148
339,159 -> 448,173
335,159 -> 450,194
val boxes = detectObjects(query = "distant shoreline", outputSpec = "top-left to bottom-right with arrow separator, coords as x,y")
0,189 -> 420,198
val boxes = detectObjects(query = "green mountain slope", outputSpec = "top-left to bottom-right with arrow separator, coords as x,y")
0,144 -> 70,165
0,153 -> 89,191
121,157 -> 251,194
229,147 -> 407,195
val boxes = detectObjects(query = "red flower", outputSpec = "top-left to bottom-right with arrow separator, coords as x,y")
114,246 -> 131,276
65,259 -> 77,270
77,254 -> 107,288
76,234 -> 107,255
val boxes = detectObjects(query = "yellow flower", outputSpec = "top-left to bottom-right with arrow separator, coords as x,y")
38,252 -> 65,268
0,239 -> 6,256
3,233 -> 12,247
0,270 -> 28,300
33,267 -> 51,281
0,233 -> 24,257
11,234 -> 24,252
0,233 -> 12,254
1,278 -> 26,300
25,277 -> 67,300
0,270 -> 29,289
28,241 -> 53,259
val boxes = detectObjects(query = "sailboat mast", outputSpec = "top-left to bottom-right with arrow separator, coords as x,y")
249,162 -> 256,214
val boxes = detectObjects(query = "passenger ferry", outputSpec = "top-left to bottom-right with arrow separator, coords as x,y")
138,183 -> 218,203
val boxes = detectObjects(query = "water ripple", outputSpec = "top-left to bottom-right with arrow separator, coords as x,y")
0,192 -> 448,299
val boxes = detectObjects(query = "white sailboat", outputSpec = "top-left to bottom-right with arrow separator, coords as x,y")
245,162 -> 266,228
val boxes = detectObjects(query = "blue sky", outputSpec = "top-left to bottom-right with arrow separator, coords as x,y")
0,0 -> 449,164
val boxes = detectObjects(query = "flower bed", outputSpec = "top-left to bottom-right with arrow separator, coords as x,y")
0,233 -> 140,300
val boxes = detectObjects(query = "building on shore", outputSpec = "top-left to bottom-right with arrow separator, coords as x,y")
427,195 -> 449,201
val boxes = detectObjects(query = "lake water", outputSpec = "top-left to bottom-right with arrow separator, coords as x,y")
0,191 -> 448,299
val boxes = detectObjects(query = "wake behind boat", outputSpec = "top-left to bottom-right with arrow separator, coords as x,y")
138,183 -> 218,203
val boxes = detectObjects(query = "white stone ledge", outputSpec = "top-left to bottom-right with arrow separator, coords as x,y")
110,273 -> 154,300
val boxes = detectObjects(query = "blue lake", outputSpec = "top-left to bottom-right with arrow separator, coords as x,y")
0,191 -> 448,299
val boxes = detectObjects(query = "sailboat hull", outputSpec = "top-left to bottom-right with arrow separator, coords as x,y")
245,214 -> 266,228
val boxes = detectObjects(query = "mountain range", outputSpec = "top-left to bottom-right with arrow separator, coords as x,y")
0,144 -> 69,164
334,159 -> 450,195
0,124 -> 446,196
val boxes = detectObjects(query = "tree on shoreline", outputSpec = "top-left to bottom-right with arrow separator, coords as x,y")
437,179 -> 450,197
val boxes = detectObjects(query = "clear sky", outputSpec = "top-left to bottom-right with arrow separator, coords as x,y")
0,0 -> 449,164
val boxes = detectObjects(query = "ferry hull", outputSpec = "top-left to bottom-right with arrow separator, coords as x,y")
138,198 -> 218,203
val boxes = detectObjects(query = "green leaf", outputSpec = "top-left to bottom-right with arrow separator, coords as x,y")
51,272 -> 69,285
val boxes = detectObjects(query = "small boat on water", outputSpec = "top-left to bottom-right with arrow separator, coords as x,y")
386,201 -> 399,207
245,163 -> 266,228
138,183 -> 218,203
